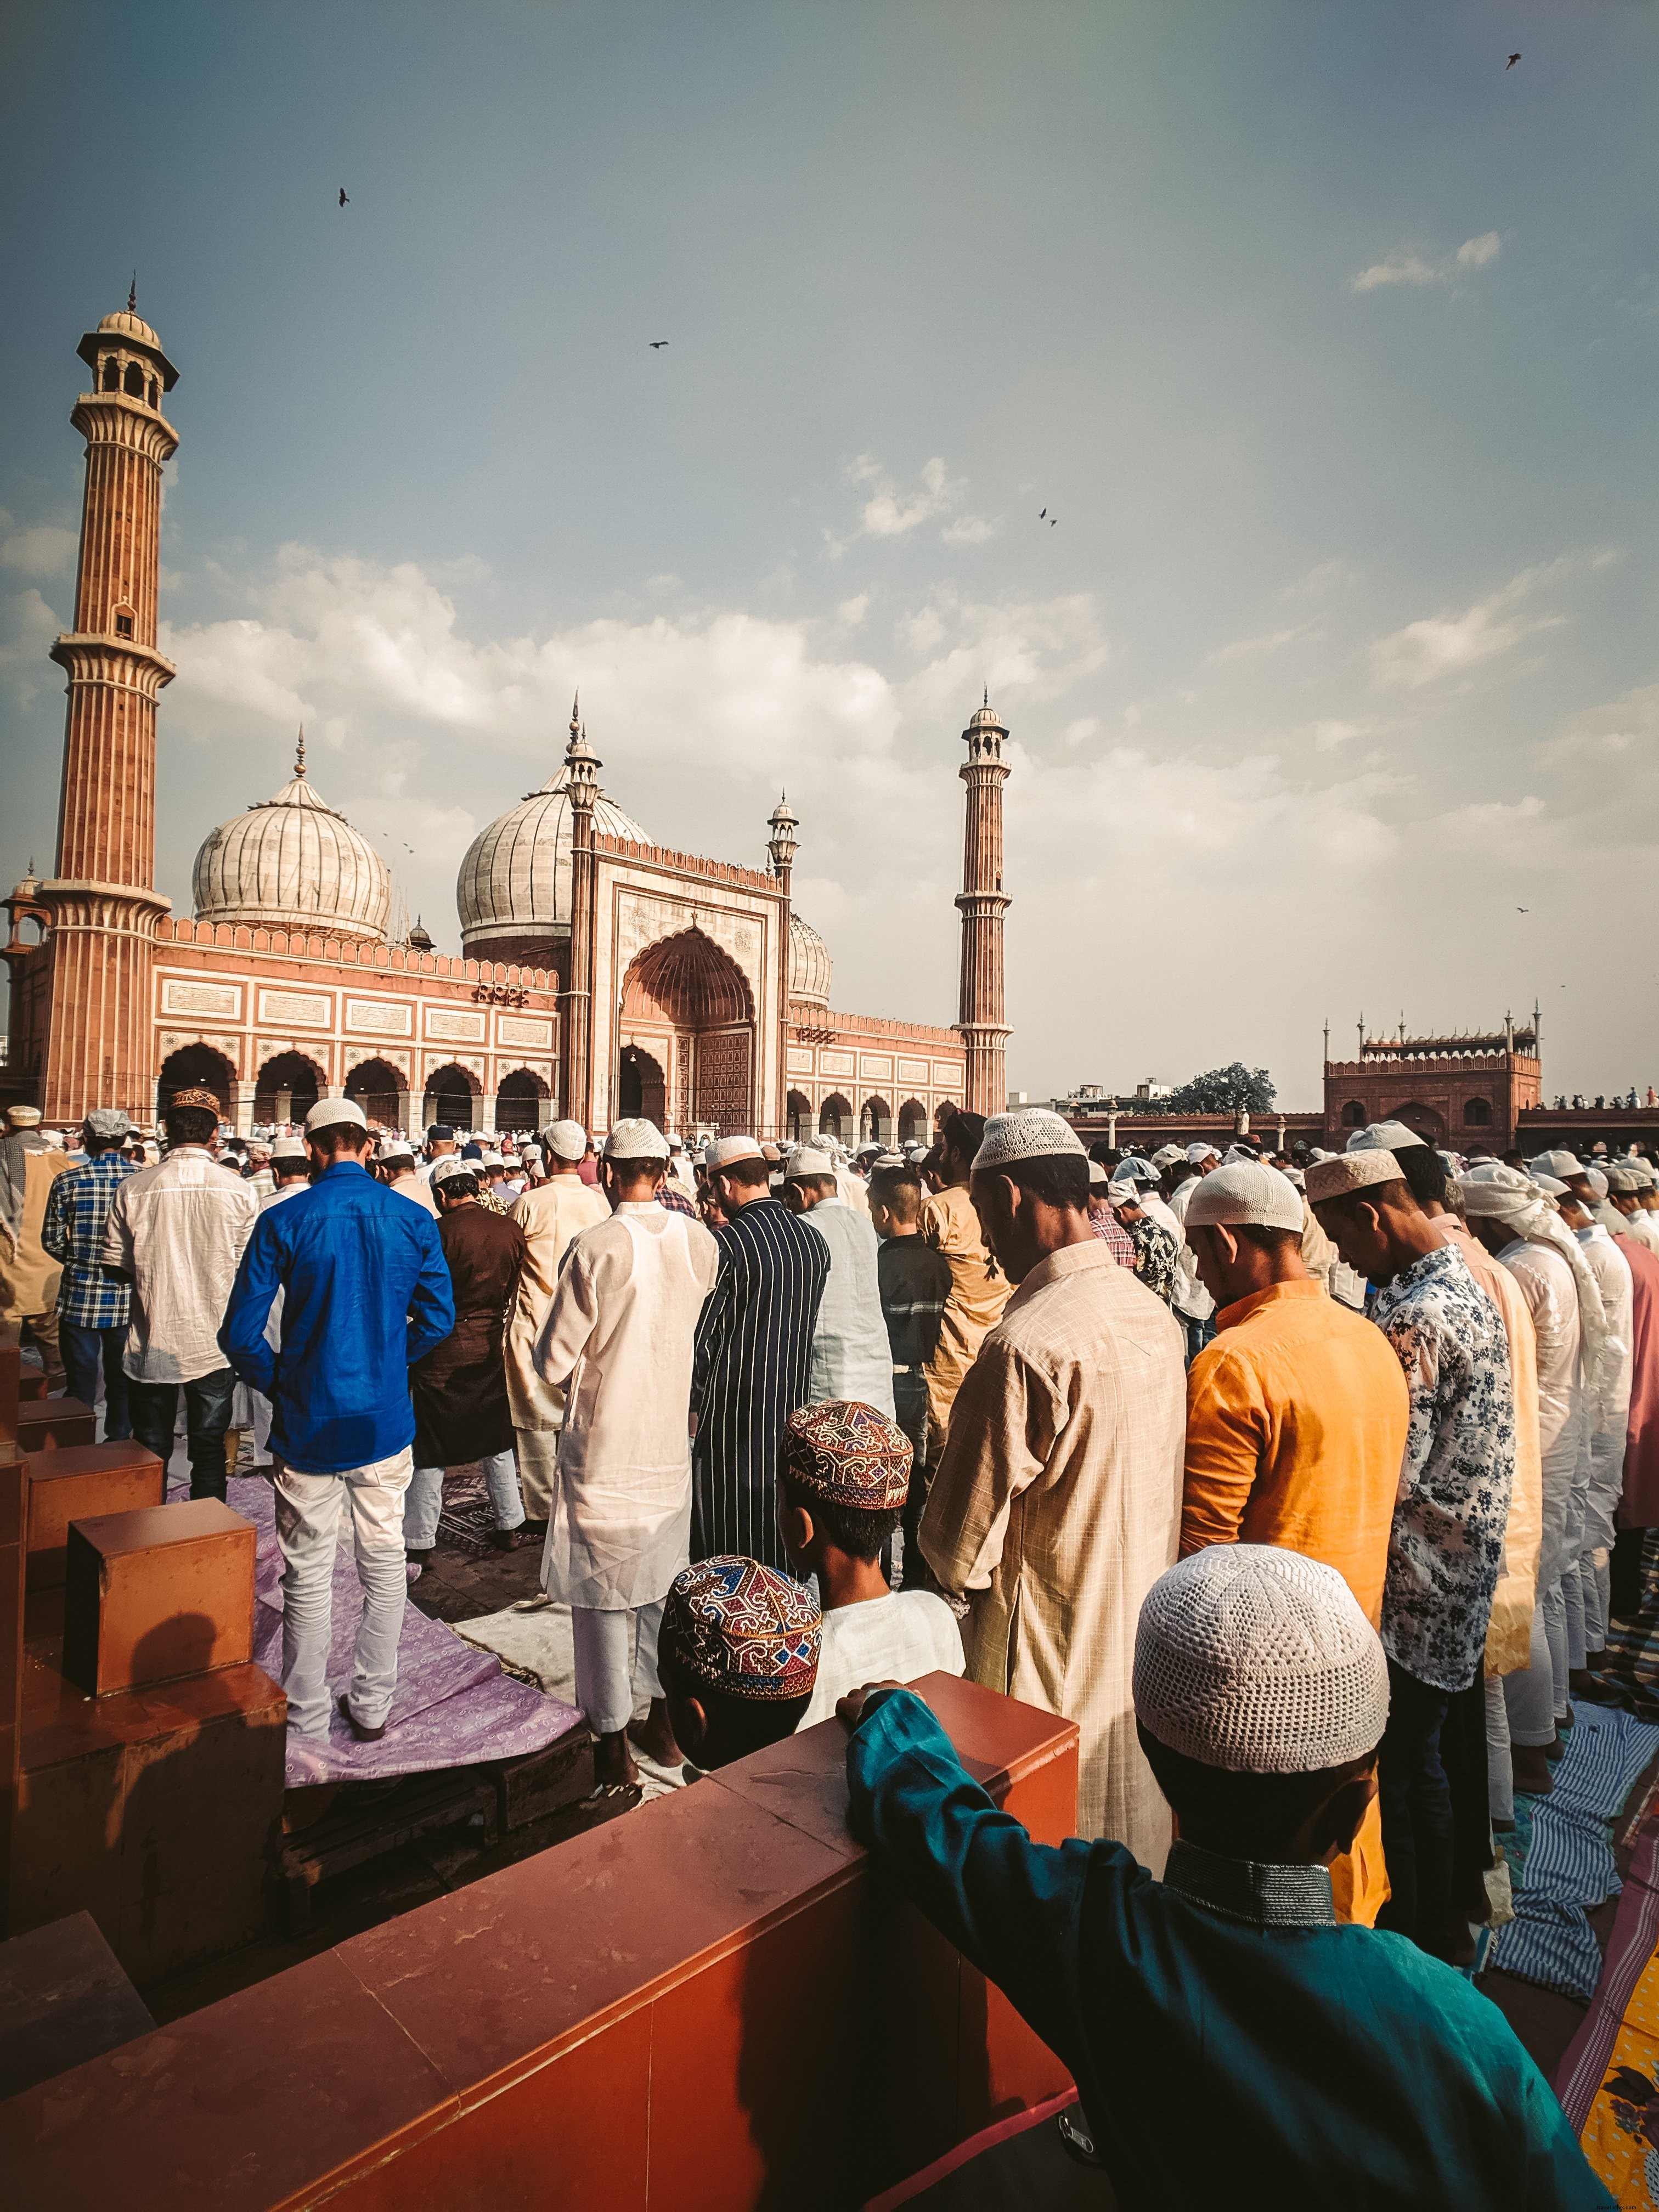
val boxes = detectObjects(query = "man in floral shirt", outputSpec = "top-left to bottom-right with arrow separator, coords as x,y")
40,1107 -> 137,1438
1310,1148 -> 1514,1961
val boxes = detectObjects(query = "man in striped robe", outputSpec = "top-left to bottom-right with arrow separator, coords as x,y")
691,1135 -> 830,1573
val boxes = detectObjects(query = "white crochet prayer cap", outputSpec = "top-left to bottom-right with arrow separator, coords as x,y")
545,1119 -> 588,1162
1346,1120 -> 1427,1154
84,1107 -> 131,1139
1304,1150 -> 1405,1205
1609,1164 -> 1654,1195
270,1135 -> 307,1160
785,1146 -> 836,1179
1087,1159 -> 1110,1187
1151,1144 -> 1186,1169
375,1136 -> 415,1163
603,1118 -> 670,1160
1186,1143 -> 1220,1166
1533,1172 -> 1568,1197
1133,1544 -> 1390,1774
970,1109 -> 1087,1171
1530,1149 -> 1585,1180
1184,1161 -> 1305,1234
478,1149 -> 505,1167
305,1097 -> 366,1133
706,1135 -> 764,1169
430,1156 -> 474,1188
1586,1167 -> 1609,1198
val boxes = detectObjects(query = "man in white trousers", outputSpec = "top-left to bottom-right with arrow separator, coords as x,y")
534,1118 -> 720,1797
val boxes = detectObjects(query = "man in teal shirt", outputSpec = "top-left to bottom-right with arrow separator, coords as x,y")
843,1543 -> 1611,2210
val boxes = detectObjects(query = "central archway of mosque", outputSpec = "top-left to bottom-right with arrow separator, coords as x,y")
619,927 -> 755,1135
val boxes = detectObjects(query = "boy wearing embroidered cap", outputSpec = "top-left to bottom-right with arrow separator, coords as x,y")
839,1545 -> 1611,2210
658,1555 -> 821,1774
504,1119 -> 610,1532
778,1401 -> 963,1729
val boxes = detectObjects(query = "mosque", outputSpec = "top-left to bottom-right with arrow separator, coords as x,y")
2,301 -> 1014,1143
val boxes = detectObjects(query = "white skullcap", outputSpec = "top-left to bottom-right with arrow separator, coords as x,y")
706,1135 -> 764,1169
1280,1165 -> 1306,1190
1533,1172 -> 1568,1197
1185,1161 -> 1306,1234
270,1135 -> 308,1161
1530,1149 -> 1585,1180
85,1107 -> 132,1139
1585,1167 -> 1609,1198
1305,1150 -> 1406,1204
545,1119 -> 588,1161
786,1147 -> 836,1180
1151,1144 -> 1186,1169
478,1149 -> 506,1167
871,1149 -> 905,1169
1106,1180 -> 1139,1206
1609,1164 -> 1654,1195
604,1118 -> 670,1160
1186,1143 -> 1220,1166
376,1136 -> 415,1163
430,1156 -> 475,1188
306,1097 -> 367,1133
6,1105 -> 42,1125
1133,1544 -> 1390,1774
971,1109 -> 1087,1171
1460,1164 -> 1622,1406
1087,1159 -> 1110,1188
1457,1163 -> 1541,1216
1346,1120 -> 1427,1154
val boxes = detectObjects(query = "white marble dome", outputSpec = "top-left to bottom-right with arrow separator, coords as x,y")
789,913 -> 832,1007
193,739 -> 391,942
457,761 -> 651,954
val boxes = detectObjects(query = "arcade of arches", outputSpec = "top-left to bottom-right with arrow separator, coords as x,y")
620,929 -> 755,1135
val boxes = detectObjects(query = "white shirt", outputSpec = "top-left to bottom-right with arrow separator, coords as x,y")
801,1197 -> 896,1415
1498,1238 -> 1583,1491
796,1589 -> 966,1729
1166,1175 -> 1215,1321
101,1148 -> 260,1383
1577,1223 -> 1634,1432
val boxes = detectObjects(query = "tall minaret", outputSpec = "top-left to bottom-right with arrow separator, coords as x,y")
39,297 -> 179,1121
955,692 -> 1011,1114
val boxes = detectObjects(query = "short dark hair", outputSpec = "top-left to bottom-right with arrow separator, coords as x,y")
1231,1223 -> 1304,1257
688,1688 -> 815,1763
782,1472 -> 902,1565
942,1110 -> 988,1166
606,1156 -> 664,1181
273,1158 -> 311,1181
717,1156 -> 771,1190
868,1165 -> 922,1220
1139,1726 -> 1373,1861
997,1153 -> 1089,1211
164,1104 -> 218,1148
309,1121 -> 372,1161
437,1170 -> 479,1199
1396,1146 -> 1450,1208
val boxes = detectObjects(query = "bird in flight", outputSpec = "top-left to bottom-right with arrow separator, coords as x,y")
649,340 -> 669,349
1517,906 -> 1530,912
1506,52 -> 1521,69
1039,507 -> 1047,518
339,188 -> 349,206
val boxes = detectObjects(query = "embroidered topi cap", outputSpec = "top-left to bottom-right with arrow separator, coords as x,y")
970,1108 -> 1087,1171
659,1556 -> 821,1703
783,1401 -> 912,1511
1185,1161 -> 1306,1234
1305,1150 -> 1406,1205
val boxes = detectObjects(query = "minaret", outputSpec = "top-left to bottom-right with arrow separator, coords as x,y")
38,296 -> 180,1121
955,692 -> 1011,1114
561,699 -> 600,1131
767,792 -> 798,1139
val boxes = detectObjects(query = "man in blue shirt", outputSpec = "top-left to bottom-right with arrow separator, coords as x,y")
222,1098 -> 453,1741
40,1107 -> 136,1439
841,1544 -> 1612,2211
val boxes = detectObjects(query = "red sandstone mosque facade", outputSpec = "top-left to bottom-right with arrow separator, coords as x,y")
3,304 -> 1016,1142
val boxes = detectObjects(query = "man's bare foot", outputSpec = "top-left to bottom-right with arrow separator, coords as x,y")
627,1697 -> 684,1767
591,1728 -> 640,1790
1511,1744 -> 1555,1795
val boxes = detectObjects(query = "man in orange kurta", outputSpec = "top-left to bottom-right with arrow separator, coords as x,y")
1178,1161 -> 1409,1923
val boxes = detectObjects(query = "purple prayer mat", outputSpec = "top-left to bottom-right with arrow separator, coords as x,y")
226,1476 -> 582,1787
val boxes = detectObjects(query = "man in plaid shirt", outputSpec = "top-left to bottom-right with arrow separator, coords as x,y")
41,1106 -> 136,1440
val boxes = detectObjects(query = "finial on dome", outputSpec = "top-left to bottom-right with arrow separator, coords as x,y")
983,684 -> 989,708
128,274 -> 138,313
295,727 -> 307,778
569,690 -> 580,739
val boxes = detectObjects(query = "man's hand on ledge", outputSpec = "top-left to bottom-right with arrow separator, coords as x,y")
836,1681 -> 906,1729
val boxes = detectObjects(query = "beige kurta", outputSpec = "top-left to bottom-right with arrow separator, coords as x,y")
505,1174 -> 612,1430
919,1238 -> 1186,1867
535,1202 -> 721,1611
919,1181 -> 1011,1453
0,1146 -> 71,1324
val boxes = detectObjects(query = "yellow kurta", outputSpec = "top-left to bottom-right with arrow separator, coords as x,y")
1180,1277 -> 1410,1926
919,1238 -> 1186,1868
1436,1217 -> 1543,1675
919,1181 -> 1011,1454
0,1146 -> 71,1325
505,1174 -> 612,1431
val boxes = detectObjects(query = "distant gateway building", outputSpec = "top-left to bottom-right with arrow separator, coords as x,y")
3,302 -> 1017,1142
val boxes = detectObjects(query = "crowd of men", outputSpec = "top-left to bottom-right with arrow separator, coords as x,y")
4,1084 -> 1652,2204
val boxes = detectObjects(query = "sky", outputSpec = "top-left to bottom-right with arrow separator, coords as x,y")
2,0 -> 1655,1109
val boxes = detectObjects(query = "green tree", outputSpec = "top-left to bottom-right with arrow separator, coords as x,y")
1165,1062 -> 1276,1114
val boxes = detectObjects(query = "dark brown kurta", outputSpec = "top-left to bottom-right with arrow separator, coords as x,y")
411,1201 -> 526,1468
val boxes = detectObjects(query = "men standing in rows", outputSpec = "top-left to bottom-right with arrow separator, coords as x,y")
1177,1159 -> 1409,1922
1309,1151 -> 1514,1959
40,1108 -> 136,1437
1609,1176 -> 1659,1620
535,1120 -> 721,1795
691,1136 -> 829,1572
405,1158 -> 528,1572
1167,1143 -> 1219,1363
918,1111 -> 1009,1464
505,1119 -> 610,1535
921,1109 -> 1185,1866
419,1124 -> 458,1186
868,1160 -> 951,1589
103,1086 -> 259,1499
377,1136 -> 438,1216
1553,1175 -> 1633,1685
223,1098 -> 453,1741
0,1101 -> 71,1389
781,1146 -> 895,1415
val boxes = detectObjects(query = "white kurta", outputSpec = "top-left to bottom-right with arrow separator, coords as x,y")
535,1201 -> 721,1610
1579,1224 -> 1634,1555
801,1197 -> 896,1415
506,1174 -> 612,1431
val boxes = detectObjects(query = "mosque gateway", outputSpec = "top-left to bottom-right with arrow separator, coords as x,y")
0,304 -> 1002,1142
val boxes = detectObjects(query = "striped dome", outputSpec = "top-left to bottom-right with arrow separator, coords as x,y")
192,740 -> 390,942
789,913 -> 832,1007
457,762 -> 650,953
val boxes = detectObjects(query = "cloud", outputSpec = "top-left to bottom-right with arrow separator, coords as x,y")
0,511 -> 78,579
1351,233 -> 1502,293
832,454 -> 997,553
0,587 -> 64,711
1370,566 -> 1562,689
941,514 -> 996,546
1210,624 -> 1316,664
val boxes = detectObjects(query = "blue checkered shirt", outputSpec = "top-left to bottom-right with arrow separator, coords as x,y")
41,1151 -> 136,1329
